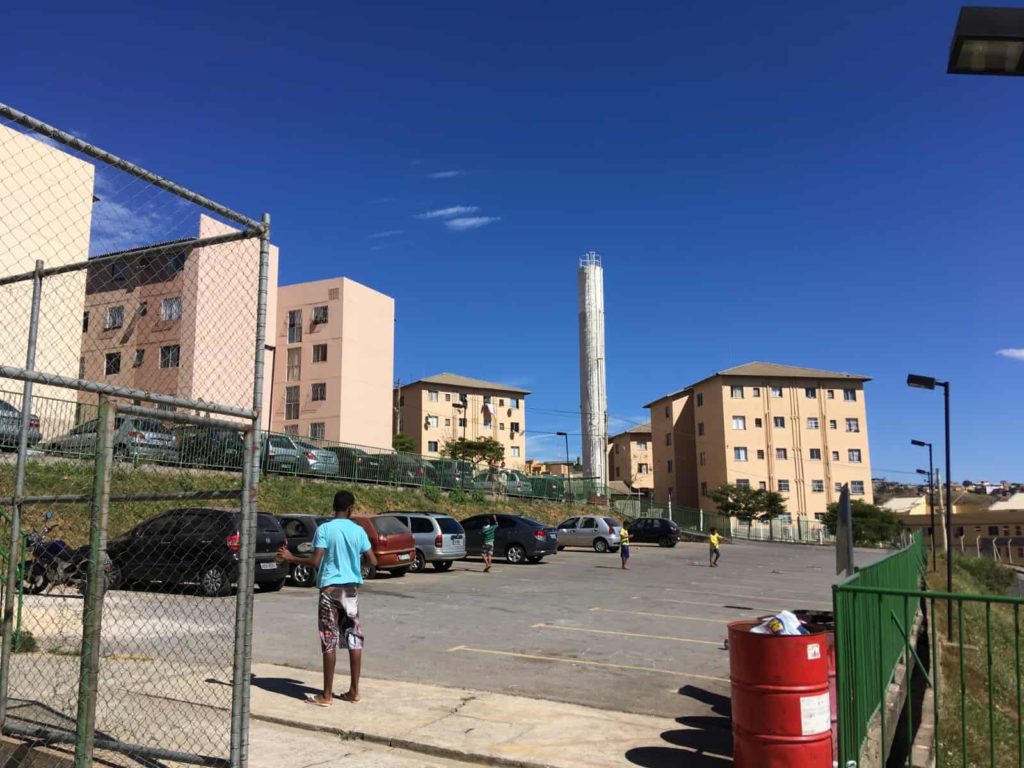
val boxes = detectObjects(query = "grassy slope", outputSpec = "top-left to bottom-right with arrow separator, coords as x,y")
928,555 -> 1023,768
1,458 -> 603,546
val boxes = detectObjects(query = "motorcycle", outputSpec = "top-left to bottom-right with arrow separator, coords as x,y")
22,511 -> 112,595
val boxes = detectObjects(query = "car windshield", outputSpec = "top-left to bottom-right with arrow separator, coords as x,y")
603,517 -> 619,528
519,517 -> 545,528
436,517 -> 462,534
371,516 -> 409,535
295,440 -> 319,451
133,418 -> 171,434
257,513 -> 283,533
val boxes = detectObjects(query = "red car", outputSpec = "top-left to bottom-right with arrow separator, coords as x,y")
351,516 -> 415,579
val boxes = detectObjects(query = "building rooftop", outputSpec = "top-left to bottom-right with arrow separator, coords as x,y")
401,372 -> 531,395
609,422 -> 652,440
881,496 -> 926,514
643,361 -> 871,407
989,492 -> 1024,511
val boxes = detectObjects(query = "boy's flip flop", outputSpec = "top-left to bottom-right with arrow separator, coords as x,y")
305,694 -> 333,707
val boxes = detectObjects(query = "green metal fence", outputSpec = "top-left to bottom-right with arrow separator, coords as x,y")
833,533 -> 926,765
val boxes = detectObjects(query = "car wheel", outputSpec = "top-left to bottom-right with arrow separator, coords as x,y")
557,545 -> 565,551
658,535 -> 672,548
505,543 -> 527,564
199,566 -> 230,597
527,555 -> 544,563
593,538 -> 609,553
432,560 -> 453,571
410,550 -> 427,573
290,564 -> 315,588
360,562 -> 377,580
391,567 -> 409,577
258,579 -> 286,593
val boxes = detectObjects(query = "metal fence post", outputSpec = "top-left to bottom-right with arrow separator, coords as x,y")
75,396 -> 115,767
0,259 -> 43,726
230,214 -> 270,768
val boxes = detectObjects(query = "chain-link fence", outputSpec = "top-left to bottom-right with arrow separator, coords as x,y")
0,103 -> 269,768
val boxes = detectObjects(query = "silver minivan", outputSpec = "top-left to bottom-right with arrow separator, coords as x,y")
383,512 -> 466,572
556,515 -> 622,552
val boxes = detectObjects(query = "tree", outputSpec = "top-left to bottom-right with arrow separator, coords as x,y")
708,484 -> 787,522
442,437 -> 505,469
392,433 -> 415,453
822,499 -> 902,547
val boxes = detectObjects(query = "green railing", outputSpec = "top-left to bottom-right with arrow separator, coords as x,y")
833,533 -> 926,765
0,508 -> 27,649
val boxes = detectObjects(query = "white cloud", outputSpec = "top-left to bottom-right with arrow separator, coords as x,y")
445,216 -> 500,231
415,206 -> 478,220
997,348 -> 1024,361
90,199 -> 179,255
368,229 -> 404,239
427,170 -> 463,179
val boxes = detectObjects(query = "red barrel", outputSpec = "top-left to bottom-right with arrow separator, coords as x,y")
728,620 -> 833,767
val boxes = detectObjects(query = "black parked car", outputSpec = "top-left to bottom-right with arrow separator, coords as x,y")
323,446 -> 385,483
107,507 -> 289,596
278,514 -> 323,587
175,426 -> 245,470
626,517 -> 682,547
460,513 -> 558,564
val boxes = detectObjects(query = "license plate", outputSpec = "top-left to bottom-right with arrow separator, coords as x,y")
259,561 -> 277,570
451,535 -> 463,542
398,553 -> 410,561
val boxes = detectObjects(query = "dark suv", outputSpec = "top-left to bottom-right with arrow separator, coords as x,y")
107,508 -> 288,596
461,513 -> 558,564
175,426 -> 245,470
626,517 -> 682,547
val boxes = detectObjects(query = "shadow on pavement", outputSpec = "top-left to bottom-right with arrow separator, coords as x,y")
249,675 -> 320,701
624,685 -> 733,767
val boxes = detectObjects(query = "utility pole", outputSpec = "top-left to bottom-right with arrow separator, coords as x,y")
393,378 -> 401,436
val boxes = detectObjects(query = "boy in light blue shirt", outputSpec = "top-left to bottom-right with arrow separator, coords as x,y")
279,490 -> 375,706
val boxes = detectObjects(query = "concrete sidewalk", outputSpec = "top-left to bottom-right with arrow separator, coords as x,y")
247,662 -> 727,768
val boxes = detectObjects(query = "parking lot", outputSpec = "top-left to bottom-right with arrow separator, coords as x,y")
253,539 -> 880,721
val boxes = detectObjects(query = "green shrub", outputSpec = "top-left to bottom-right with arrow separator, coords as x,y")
449,489 -> 468,504
955,555 -> 1016,595
422,484 -> 443,503
12,629 -> 37,653
470,489 -> 487,504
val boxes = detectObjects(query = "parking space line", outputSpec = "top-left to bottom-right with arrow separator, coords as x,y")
533,623 -> 721,646
447,645 -> 729,683
677,587 -> 826,605
590,607 -> 729,624
651,596 -> 768,613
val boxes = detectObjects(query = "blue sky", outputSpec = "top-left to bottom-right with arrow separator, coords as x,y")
3,1 -> 1023,479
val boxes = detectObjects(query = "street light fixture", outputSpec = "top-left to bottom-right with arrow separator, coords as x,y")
912,439 -> 937,572
947,6 -> 1024,76
907,374 -> 953,639
556,432 -> 573,504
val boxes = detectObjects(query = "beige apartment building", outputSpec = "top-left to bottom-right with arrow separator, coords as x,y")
607,423 -> 654,492
645,362 -> 873,519
270,277 -> 394,449
0,123 -> 93,426
394,373 -> 528,469
78,215 -> 280,428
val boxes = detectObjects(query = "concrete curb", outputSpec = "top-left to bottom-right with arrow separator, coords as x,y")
249,712 -> 555,768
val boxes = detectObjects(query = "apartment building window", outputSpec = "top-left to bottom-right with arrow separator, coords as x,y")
778,479 -> 790,492
285,387 -> 299,420
459,393 -> 467,405
846,418 -> 860,433
809,448 -> 821,460
770,386 -> 783,398
754,418 -> 763,428
166,251 -> 187,273
844,388 -> 857,402
752,387 -> 761,397
848,449 -> 862,463
104,353 -> 120,376
312,305 -> 328,325
636,440 -> 648,450
696,393 -> 704,407
734,447 -> 748,461
773,416 -> 785,428
510,446 -> 521,458
638,463 -> 649,475
428,390 -> 439,402
111,261 -> 127,282
829,419 -> 838,430
82,312 -> 89,333
159,345 -> 180,369
776,447 -> 788,460
483,395 -> 492,405
851,481 -> 865,495
284,425 -> 299,436
811,479 -> 824,493
807,417 -> 819,429
311,383 -> 327,402
732,415 -> 746,430
444,418 -> 451,427
510,398 -> 519,408
500,423 -> 506,431
483,417 -> 492,429
759,481 -> 767,490
698,422 -> 704,436
510,421 -> 520,433
756,449 -> 765,459
701,482 -> 708,497
287,309 -> 303,343
827,389 -> 835,399
668,460 -> 673,472
444,393 -> 451,402
458,418 -> 467,428
730,385 -> 744,399
499,399 -> 505,407
665,405 -> 671,418
161,297 -> 182,321
105,306 -> 124,330
805,387 -> 817,399
312,344 -> 327,363
427,441 -> 439,452
426,415 -> 438,428
832,450 -> 840,461
737,479 -> 750,489
78,357 -> 85,378
133,349 -> 145,368
835,482 -> 843,492
310,423 -> 325,441
699,452 -> 706,466
286,348 -> 301,381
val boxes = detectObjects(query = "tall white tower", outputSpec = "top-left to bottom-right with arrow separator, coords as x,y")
577,251 -> 607,492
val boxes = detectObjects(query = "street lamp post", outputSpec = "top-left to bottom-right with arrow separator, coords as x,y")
908,374 -> 953,640
556,432 -> 572,504
452,401 -> 467,489
912,439 -> 937,572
